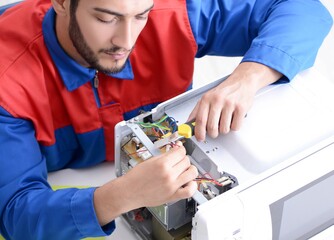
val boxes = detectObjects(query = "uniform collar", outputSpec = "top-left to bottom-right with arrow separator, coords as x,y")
42,8 -> 134,92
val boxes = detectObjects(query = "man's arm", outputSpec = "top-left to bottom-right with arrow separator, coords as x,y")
0,107 -> 115,239
186,0 -> 333,139
0,106 -> 198,237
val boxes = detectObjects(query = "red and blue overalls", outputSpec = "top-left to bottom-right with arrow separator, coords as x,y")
0,0 -> 332,239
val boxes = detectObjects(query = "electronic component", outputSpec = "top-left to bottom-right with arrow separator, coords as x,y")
116,112 -> 238,239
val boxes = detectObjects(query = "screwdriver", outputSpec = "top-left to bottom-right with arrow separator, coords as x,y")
178,121 -> 196,138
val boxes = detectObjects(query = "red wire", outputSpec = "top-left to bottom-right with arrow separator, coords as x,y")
201,173 -> 223,186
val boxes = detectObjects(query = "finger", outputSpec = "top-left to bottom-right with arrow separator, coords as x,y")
219,101 -> 234,134
230,107 -> 246,131
160,143 -> 187,167
171,155 -> 191,178
173,181 -> 198,200
176,165 -> 198,188
206,103 -> 221,138
173,141 -> 183,147
193,100 -> 209,141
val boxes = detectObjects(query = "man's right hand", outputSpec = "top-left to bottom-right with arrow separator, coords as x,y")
93,142 -> 198,226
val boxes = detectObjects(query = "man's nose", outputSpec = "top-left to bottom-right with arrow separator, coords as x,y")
113,20 -> 133,51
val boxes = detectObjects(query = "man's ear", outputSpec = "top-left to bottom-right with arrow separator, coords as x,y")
51,0 -> 69,17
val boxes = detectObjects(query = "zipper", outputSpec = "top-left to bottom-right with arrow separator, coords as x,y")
92,70 -> 102,108
94,70 -> 99,88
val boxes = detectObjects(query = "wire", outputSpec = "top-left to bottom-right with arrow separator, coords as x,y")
128,149 -> 148,156
167,116 -> 178,133
121,137 -> 133,150
136,115 -> 172,132
197,174 -> 223,187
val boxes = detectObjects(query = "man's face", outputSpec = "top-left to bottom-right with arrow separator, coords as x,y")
69,0 -> 154,74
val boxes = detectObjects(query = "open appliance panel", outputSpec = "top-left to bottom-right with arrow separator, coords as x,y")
114,77 -> 239,239
114,70 -> 334,239
115,76 -> 229,179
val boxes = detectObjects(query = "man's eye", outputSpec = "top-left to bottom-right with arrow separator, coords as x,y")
136,15 -> 148,20
97,17 -> 117,24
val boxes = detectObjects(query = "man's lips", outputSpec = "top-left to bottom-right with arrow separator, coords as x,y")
103,51 -> 127,60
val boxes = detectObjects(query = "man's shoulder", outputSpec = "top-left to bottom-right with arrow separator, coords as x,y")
0,0 -> 51,32
151,0 -> 186,11
0,0 -> 52,81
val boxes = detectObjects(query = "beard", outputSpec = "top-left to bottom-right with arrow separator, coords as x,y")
68,11 -> 131,74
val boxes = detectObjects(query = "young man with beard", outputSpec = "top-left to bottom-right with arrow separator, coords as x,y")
0,0 -> 332,239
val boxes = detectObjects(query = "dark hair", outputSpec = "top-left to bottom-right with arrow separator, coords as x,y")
70,0 -> 80,16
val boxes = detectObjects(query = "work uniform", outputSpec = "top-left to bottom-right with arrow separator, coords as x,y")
0,0 -> 332,239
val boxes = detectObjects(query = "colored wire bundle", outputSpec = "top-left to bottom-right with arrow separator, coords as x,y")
136,115 -> 178,135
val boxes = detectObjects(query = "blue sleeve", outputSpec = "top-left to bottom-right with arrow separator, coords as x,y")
0,107 -> 115,239
186,0 -> 333,80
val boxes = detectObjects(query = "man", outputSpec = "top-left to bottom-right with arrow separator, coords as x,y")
0,0 -> 332,239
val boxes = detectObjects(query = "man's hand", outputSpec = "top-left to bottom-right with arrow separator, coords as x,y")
188,62 -> 283,141
93,142 -> 198,226
121,142 -> 198,207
